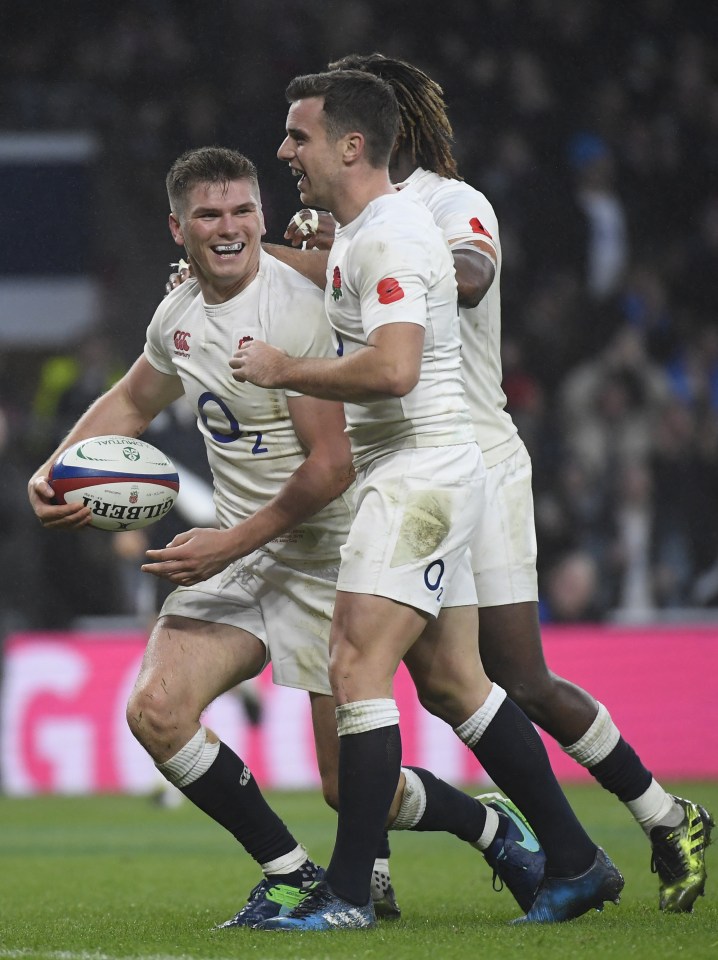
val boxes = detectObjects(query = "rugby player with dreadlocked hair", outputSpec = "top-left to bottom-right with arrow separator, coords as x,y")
270,52 -> 713,919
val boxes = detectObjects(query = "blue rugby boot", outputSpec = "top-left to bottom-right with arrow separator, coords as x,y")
476,793 -> 546,912
258,880 -> 376,931
217,867 -> 325,929
511,847 -> 624,924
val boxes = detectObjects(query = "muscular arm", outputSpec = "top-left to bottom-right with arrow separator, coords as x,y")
28,356 -> 183,528
142,395 -> 354,584
261,209 -> 337,289
262,243 -> 330,290
231,322 -> 425,402
224,394 -> 353,554
452,248 -> 495,308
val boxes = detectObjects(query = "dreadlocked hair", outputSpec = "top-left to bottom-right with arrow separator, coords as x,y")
328,53 -> 461,180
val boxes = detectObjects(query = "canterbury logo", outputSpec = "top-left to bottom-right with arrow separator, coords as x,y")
173,330 -> 191,353
377,277 -> 404,304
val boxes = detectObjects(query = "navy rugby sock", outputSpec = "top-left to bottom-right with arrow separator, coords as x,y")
405,766 -> 488,841
587,737 -> 653,801
327,725 -> 402,906
181,742 -> 299,867
471,698 -> 597,877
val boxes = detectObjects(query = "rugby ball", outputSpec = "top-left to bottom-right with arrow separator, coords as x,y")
49,435 -> 180,531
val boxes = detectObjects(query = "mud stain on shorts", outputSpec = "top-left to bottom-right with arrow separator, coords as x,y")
391,490 -> 452,567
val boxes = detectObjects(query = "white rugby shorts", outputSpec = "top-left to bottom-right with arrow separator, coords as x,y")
159,549 -> 338,695
471,439 -> 539,606
336,443 -> 484,616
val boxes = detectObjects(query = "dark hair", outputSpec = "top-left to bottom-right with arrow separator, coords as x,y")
285,70 -> 400,169
328,53 -> 460,180
166,146 -> 259,217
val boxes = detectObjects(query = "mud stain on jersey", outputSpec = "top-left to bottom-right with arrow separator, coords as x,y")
391,490 -> 451,567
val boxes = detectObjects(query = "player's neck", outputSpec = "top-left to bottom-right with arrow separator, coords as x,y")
198,260 -> 261,305
390,152 -> 418,184
331,169 -> 397,227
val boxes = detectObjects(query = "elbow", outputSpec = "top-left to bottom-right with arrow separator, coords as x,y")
324,450 -> 356,498
457,279 -> 487,309
381,364 -> 420,398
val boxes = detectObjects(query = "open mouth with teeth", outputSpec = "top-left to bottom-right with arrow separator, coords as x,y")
212,243 -> 245,258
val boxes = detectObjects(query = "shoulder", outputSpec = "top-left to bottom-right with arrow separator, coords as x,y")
158,278 -> 202,314
259,251 -> 324,303
149,278 -> 202,329
431,177 -> 496,218
359,193 -> 436,246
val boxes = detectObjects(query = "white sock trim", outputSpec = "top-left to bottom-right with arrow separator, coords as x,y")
391,767 -> 427,830
262,844 -> 309,876
454,684 -> 507,749
472,804 -> 500,851
625,780 -> 680,834
563,702 -> 620,767
336,698 -> 400,736
155,726 -> 220,788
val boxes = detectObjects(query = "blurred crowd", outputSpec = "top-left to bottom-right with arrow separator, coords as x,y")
1,0 -> 717,634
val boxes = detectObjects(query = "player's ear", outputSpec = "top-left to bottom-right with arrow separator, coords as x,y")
169,212 -> 185,247
343,131 -> 364,165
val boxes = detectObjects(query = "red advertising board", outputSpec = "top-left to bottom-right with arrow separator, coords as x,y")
2,626 -> 716,794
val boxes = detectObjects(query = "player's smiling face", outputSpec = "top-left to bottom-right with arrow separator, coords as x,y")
277,97 -> 342,212
169,178 -> 266,304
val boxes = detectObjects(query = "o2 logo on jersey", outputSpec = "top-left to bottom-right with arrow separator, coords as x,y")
335,332 -> 344,357
198,391 -> 268,453
173,330 -> 191,354
424,559 -> 445,602
377,277 -> 404,305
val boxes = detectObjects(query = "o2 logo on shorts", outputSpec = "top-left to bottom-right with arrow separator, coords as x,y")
424,559 -> 445,602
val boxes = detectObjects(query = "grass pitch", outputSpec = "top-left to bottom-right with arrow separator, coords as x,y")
1,781 -> 716,960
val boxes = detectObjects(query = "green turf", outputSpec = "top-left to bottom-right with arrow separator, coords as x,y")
1,782 -> 716,960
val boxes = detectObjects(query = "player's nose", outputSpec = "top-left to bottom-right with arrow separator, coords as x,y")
277,136 -> 293,161
217,212 -> 240,235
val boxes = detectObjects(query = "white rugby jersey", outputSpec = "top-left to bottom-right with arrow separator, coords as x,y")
144,249 -> 353,564
400,168 -> 519,466
326,189 -> 475,467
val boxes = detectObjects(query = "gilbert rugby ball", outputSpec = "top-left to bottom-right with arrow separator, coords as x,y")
49,435 -> 180,531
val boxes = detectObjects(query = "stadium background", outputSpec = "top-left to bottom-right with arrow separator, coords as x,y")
1,0 -> 717,793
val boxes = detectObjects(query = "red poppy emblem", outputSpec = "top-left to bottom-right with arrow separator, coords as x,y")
469,216 -> 492,239
377,277 -> 404,304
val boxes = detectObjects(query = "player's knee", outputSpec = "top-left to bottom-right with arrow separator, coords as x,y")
126,680 -> 179,748
500,670 -> 557,725
414,678 -> 470,727
327,636 -> 363,693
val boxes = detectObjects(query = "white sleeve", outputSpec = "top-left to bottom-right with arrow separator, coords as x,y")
350,228 -> 432,337
431,185 -> 499,269
143,299 -> 175,375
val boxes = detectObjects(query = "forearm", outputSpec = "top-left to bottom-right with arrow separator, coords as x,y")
277,348 -> 416,402
225,453 -> 354,556
33,382 -> 153,479
262,243 -> 329,289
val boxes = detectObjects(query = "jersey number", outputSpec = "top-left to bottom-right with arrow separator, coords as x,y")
198,391 -> 268,453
